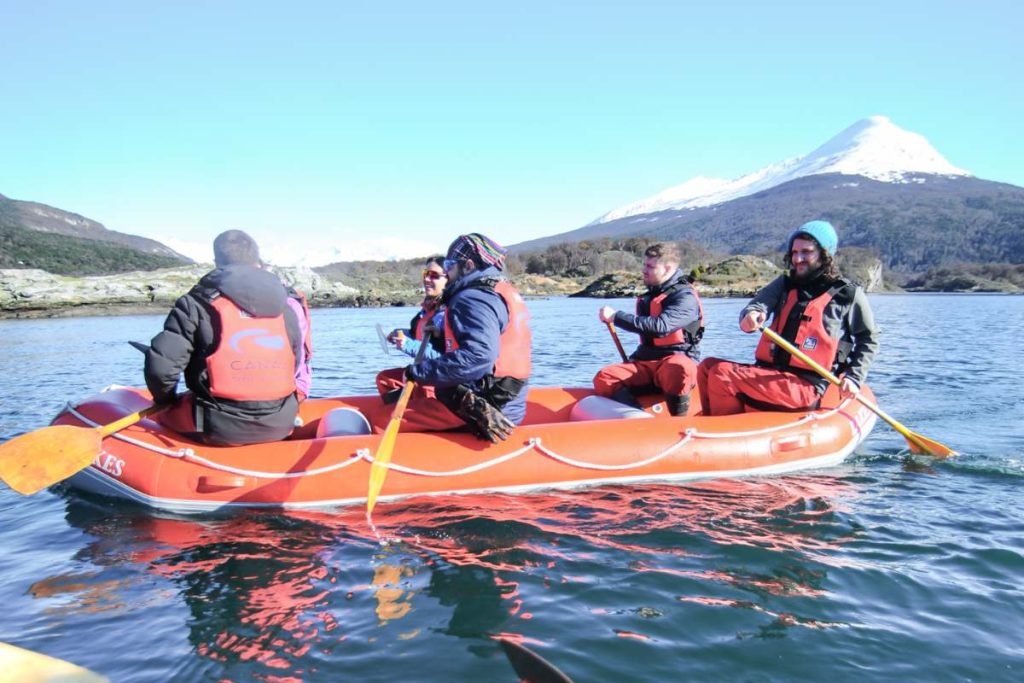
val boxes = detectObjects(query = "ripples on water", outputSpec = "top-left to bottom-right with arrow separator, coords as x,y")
1,295 -> 1022,681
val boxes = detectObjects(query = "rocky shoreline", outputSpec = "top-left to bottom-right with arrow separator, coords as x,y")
6,254 -> 1008,320
0,262 -> 770,319
0,265 -> 360,319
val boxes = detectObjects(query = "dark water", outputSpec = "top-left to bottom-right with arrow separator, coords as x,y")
1,295 -> 1022,682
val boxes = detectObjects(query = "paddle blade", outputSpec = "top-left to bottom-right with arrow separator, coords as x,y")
904,430 -> 957,458
128,340 -> 150,354
366,419 -> 401,513
763,324 -> 958,459
367,377 -> 418,513
0,642 -> 108,682
0,426 -> 102,495
375,323 -> 391,357
500,639 -> 574,683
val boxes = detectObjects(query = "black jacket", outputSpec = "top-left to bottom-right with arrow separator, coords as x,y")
144,264 -> 302,444
613,269 -> 703,362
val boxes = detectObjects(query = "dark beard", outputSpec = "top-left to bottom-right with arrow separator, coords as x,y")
789,265 -> 824,284
786,267 -> 836,300
440,268 -> 462,303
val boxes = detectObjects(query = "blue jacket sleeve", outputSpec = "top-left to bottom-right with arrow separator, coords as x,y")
400,337 -> 442,361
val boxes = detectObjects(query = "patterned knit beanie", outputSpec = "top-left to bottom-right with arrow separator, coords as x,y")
446,233 -> 507,270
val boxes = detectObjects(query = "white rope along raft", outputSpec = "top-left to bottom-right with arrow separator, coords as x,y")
67,400 -> 847,482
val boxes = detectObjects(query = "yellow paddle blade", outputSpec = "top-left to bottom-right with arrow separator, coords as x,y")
901,427 -> 958,458
0,405 -> 158,496
0,426 -> 102,496
366,420 -> 401,513
0,641 -> 108,682
367,379 -> 416,513
851,394 -> 958,457
760,325 -> 957,457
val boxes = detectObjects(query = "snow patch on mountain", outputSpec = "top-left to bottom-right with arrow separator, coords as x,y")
592,116 -> 971,225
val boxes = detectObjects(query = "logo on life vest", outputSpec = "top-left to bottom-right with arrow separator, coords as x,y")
803,337 -> 818,350
228,329 -> 286,352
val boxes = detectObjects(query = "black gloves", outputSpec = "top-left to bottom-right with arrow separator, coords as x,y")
452,387 -> 515,443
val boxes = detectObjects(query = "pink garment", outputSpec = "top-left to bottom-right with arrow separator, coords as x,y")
286,296 -> 312,399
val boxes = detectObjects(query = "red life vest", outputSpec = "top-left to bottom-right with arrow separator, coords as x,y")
206,296 -> 297,401
414,301 -> 439,340
444,279 -> 531,380
754,284 -> 845,372
638,283 -> 704,347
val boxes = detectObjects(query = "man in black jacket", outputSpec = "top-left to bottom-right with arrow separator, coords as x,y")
594,242 -> 704,416
144,230 -> 303,445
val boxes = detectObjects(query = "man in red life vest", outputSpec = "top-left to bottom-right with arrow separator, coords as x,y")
697,220 -> 879,415
367,233 -> 532,442
594,242 -> 704,416
144,230 -> 304,445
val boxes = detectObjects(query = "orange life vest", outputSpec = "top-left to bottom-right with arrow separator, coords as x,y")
754,282 -> 848,372
444,279 -> 531,380
638,283 -> 704,347
414,301 -> 439,340
206,296 -> 297,401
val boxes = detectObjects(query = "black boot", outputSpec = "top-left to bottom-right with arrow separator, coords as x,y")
610,387 -> 642,409
666,394 -> 690,417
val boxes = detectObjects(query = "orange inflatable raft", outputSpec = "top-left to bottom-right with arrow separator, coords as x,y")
55,385 -> 877,514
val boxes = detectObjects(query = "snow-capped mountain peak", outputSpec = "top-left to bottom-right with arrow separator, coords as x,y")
591,116 -> 971,225
799,115 -> 969,180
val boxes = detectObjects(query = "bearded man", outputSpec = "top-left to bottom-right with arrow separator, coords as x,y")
697,220 -> 879,415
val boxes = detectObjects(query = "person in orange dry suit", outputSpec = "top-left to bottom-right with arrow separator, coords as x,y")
697,220 -> 879,415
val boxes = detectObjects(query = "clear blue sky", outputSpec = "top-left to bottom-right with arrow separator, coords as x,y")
2,0 -> 1020,264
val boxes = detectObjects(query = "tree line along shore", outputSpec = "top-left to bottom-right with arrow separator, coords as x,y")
3,242 -> 1020,320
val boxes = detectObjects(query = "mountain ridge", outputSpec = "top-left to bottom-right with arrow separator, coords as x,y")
0,192 -> 192,275
512,173 -> 1024,272
590,116 -> 971,224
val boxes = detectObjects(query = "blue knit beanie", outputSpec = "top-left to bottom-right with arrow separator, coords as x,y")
787,220 -> 838,257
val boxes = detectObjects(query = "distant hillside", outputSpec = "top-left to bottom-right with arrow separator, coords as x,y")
0,193 -> 191,276
511,174 -> 1024,273
314,256 -> 439,306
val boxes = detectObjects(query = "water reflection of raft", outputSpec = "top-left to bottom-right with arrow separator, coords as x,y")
56,385 -> 877,514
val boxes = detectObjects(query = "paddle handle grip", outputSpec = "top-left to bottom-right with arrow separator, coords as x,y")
98,404 -> 162,438
760,326 -> 842,387
607,321 -> 628,362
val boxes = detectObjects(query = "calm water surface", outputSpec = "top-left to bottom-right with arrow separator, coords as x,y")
1,295 -> 1022,681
